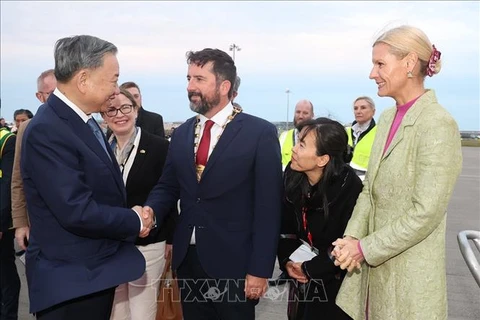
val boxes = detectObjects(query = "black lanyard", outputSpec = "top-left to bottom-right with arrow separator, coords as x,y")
119,144 -> 135,175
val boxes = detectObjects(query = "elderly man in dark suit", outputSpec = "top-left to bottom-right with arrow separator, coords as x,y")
144,48 -> 283,320
21,35 -> 155,320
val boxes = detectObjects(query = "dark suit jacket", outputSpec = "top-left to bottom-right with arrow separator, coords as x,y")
0,131 -> 15,231
136,107 -> 165,138
145,112 -> 283,279
21,94 -> 145,313
125,130 -> 176,246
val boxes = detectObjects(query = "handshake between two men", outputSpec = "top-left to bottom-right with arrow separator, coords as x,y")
132,205 -> 156,238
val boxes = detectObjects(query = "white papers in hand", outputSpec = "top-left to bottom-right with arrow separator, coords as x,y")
289,243 -> 318,263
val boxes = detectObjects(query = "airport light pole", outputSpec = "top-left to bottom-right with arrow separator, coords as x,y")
229,43 -> 241,62
285,89 -> 291,131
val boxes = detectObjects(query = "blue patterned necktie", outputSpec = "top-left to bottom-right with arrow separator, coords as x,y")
87,118 -> 111,161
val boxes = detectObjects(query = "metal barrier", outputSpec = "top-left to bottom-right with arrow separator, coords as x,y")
457,230 -> 480,287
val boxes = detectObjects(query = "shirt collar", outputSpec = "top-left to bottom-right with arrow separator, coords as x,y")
53,88 -> 91,123
198,102 -> 234,127
352,120 -> 371,135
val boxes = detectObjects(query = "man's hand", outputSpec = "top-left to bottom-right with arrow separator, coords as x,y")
285,261 -> 308,283
142,206 -> 155,228
132,205 -> 151,238
15,226 -> 30,250
139,205 -> 155,238
244,274 -> 268,300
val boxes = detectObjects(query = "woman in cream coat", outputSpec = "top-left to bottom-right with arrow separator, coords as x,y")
333,25 -> 462,320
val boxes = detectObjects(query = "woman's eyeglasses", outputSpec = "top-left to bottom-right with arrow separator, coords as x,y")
105,104 -> 134,117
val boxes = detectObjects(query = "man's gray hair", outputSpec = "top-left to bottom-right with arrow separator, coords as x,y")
54,35 -> 117,83
233,76 -> 241,94
37,69 -> 55,91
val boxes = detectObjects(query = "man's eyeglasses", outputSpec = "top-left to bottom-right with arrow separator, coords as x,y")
105,104 -> 134,117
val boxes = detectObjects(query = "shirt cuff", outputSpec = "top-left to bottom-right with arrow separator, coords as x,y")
357,240 -> 365,259
132,208 -> 143,232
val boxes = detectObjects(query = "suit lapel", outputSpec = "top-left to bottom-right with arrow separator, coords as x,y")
367,108 -> 395,188
369,91 -> 435,190
181,117 -> 197,180
107,145 -> 127,200
49,95 -> 126,197
91,120 -> 116,166
126,131 -> 147,188
381,94 -> 430,161
381,122 -> 405,161
79,120 -> 113,167
201,113 -> 244,179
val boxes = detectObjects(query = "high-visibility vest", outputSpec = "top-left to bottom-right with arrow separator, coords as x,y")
279,128 -> 296,169
0,127 -> 15,178
347,125 -> 377,171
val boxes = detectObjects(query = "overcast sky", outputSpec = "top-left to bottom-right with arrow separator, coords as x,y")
1,1 -> 479,130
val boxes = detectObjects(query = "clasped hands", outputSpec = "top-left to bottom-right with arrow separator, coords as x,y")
331,236 -> 364,272
132,205 -> 156,238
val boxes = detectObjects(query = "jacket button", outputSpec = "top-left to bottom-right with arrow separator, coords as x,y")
188,224 -> 193,229
196,198 -> 201,203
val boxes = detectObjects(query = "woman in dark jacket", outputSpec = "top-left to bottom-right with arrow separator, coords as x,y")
277,117 -> 363,320
102,88 -> 177,320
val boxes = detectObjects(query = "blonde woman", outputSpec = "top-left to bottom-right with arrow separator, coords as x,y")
334,25 -> 462,320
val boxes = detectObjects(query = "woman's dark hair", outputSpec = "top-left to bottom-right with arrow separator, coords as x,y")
285,117 -> 352,219
118,88 -> 138,109
13,109 -> 34,120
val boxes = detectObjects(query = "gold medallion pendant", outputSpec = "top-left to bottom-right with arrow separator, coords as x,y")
196,164 -> 206,182
194,106 -> 243,183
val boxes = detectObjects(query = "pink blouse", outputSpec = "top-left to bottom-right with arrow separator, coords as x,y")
383,95 -> 422,154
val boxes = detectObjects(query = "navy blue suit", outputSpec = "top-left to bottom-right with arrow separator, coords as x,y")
21,94 -> 145,314
145,111 -> 282,318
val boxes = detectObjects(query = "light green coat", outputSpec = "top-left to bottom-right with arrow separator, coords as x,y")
336,90 -> 462,320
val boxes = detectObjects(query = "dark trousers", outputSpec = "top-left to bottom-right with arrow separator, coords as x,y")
176,245 -> 256,320
36,287 -> 115,320
0,229 -> 20,320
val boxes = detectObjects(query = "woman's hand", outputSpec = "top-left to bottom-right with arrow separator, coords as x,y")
286,261 -> 308,283
332,237 -> 364,272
